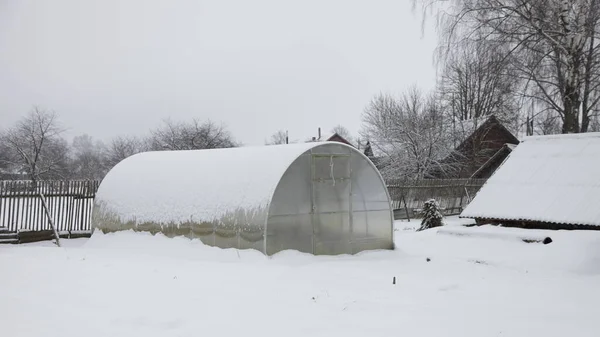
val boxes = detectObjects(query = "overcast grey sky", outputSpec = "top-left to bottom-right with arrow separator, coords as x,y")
0,0 -> 438,146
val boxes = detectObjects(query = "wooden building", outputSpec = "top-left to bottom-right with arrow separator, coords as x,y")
434,115 -> 520,179
307,127 -> 354,147
461,132 -> 600,230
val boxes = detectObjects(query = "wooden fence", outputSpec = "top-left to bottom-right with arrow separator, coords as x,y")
386,178 -> 487,219
1,178 -> 483,238
0,180 -> 100,233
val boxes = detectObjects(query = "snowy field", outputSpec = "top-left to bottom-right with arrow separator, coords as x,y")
2,217 -> 600,337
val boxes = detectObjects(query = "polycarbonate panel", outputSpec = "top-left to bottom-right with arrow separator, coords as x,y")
364,209 -> 394,238
268,153 -> 312,217
265,142 -> 393,255
351,238 -> 393,254
308,143 -> 352,155
312,155 -> 351,180
313,180 -> 351,213
350,153 -> 391,212
313,212 -> 351,255
351,210 -> 369,238
265,214 -> 313,255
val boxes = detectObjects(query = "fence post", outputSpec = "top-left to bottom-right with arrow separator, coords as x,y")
401,195 -> 411,222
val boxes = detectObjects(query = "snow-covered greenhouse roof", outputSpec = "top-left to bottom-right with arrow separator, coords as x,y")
96,142 -> 334,224
461,132 -> 600,226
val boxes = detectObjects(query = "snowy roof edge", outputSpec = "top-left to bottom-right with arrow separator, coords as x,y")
458,213 -> 600,227
522,132 -> 600,142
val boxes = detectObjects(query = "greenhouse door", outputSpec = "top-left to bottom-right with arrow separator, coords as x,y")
310,154 -> 352,255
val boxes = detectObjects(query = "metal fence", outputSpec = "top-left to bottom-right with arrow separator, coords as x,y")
386,178 -> 487,218
0,180 -> 99,233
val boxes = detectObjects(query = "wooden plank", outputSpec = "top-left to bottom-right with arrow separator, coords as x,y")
24,182 -> 32,232
81,181 -> 88,231
39,193 -> 61,247
47,182 -> 53,231
0,181 -> 5,229
18,230 -> 55,244
5,181 -> 11,231
9,181 -> 17,232
74,181 -> 81,231
55,181 -> 62,231
62,181 -> 68,231
16,182 -> 23,230
83,181 -> 89,230
54,182 -> 62,231
35,182 -> 41,231
67,182 -> 76,233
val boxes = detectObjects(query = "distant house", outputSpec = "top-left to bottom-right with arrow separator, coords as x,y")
461,132 -> 600,230
433,115 -> 520,179
306,127 -> 355,147
469,143 -> 517,179
0,167 -> 28,181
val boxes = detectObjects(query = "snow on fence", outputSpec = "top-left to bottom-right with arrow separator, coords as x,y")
0,180 -> 99,233
386,178 -> 487,218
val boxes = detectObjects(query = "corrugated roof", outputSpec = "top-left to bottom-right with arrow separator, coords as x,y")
461,132 -> 600,226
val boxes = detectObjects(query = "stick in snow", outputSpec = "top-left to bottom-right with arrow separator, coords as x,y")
39,193 -> 61,247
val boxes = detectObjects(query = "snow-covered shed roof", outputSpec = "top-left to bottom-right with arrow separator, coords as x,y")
95,142 -> 338,225
461,132 -> 600,226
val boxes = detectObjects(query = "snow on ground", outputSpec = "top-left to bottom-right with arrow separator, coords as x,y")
2,216 -> 600,337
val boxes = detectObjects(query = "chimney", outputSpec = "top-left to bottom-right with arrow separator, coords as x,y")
318,127 -> 321,140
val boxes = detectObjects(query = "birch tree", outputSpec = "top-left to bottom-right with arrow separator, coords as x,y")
416,0 -> 600,133
440,40 -> 520,135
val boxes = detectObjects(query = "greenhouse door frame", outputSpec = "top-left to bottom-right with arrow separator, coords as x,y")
310,153 -> 352,255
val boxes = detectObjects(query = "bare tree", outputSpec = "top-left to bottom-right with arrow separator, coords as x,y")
361,87 -> 457,180
440,40 -> 520,140
102,135 -> 147,170
416,0 -> 600,133
70,134 -> 107,180
266,130 -> 289,145
0,107 -> 69,182
331,124 -> 353,141
148,119 -> 237,151
589,113 -> 600,131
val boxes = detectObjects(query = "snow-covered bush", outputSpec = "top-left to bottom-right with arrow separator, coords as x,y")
417,199 -> 444,231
